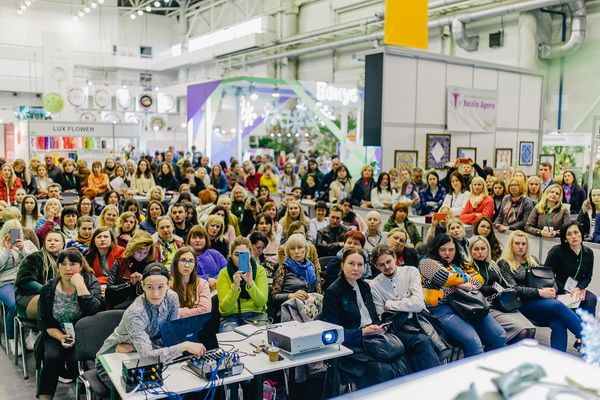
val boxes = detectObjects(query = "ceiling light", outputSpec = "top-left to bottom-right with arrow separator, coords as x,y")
78,10 -> 84,16
180,122 -> 187,128
145,5 -> 151,12
91,2 -> 97,8
153,1 -> 160,6
121,84 -> 127,88
84,6 -> 90,13
154,86 -> 160,91
130,13 -> 136,19
137,9 -> 143,15
87,80 -> 93,86
98,0 -> 104,4
17,9 -> 23,14
19,5 -> 26,10
25,0 -> 31,6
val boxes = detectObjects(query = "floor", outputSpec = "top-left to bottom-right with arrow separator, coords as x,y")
0,327 -> 579,400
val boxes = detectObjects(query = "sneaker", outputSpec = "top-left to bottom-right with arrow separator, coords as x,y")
25,331 -> 39,351
8,339 -> 21,356
58,376 -> 74,384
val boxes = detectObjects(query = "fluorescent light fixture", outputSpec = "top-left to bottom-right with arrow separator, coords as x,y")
130,13 -> 136,19
145,5 -> 151,12
84,7 -> 90,13
137,9 -> 143,15
91,2 -> 97,8
188,17 -> 263,52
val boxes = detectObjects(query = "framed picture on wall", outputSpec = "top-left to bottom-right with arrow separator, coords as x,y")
394,150 -> 418,170
457,147 -> 477,162
519,141 -> 534,166
539,154 -> 555,171
494,148 -> 513,169
426,134 -> 451,170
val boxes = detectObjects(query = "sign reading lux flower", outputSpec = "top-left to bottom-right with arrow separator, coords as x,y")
447,86 -> 498,133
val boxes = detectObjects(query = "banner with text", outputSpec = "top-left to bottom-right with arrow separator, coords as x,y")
447,87 -> 498,133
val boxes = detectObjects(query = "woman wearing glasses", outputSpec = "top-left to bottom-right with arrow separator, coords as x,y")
170,247 -> 211,317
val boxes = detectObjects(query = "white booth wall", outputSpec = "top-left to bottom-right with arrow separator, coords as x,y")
379,47 -> 544,174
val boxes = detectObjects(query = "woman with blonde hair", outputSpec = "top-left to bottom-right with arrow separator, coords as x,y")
525,183 -> 570,238
0,219 -> 38,348
272,233 -> 321,312
278,162 -> 301,195
146,185 -> 166,204
497,230 -> 582,352
468,235 -> 535,344
0,163 -> 23,205
35,199 -> 62,241
261,201 -> 283,243
460,176 -> 494,225
29,158 -> 42,177
98,204 -> 119,233
526,176 -> 542,205
280,200 -> 309,238
106,230 -> 154,309
494,177 -> 533,233
204,214 -> 229,258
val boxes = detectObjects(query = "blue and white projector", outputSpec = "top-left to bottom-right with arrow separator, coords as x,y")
267,320 -> 344,357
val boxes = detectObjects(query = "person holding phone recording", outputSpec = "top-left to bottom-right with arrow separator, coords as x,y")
38,248 -> 104,399
217,237 -> 269,332
0,219 -> 37,351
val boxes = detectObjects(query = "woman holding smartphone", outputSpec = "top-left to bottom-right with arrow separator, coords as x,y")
216,237 -> 269,332
38,248 -> 104,400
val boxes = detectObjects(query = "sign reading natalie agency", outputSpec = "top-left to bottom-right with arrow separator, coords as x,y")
447,86 -> 498,133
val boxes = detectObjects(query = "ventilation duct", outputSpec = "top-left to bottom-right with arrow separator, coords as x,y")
539,0 -> 586,59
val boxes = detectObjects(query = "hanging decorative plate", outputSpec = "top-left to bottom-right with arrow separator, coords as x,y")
150,116 -> 165,131
67,88 -> 86,108
139,94 -> 153,109
116,88 -> 132,110
157,93 -> 175,113
125,112 -> 146,130
101,112 -> 121,123
80,112 -> 97,122
94,88 -> 111,109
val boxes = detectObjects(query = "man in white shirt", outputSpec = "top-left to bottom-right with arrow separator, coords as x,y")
369,245 -> 440,372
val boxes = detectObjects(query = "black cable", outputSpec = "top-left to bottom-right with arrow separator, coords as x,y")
219,328 -> 268,342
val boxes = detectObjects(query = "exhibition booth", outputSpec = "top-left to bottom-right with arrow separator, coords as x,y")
186,77 -> 377,176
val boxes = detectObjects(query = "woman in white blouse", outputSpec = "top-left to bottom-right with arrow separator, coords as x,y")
371,172 -> 398,210
442,172 -> 470,216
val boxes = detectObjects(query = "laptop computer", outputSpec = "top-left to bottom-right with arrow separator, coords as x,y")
160,313 -> 218,350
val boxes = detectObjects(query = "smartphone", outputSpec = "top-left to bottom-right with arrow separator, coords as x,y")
381,322 -> 392,329
62,337 -> 75,347
238,250 -> 250,273
433,213 -> 447,222
458,158 -> 471,164
9,228 -> 20,244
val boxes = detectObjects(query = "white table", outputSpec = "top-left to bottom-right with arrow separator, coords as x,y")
98,352 -> 253,400
217,328 -> 353,397
339,340 -> 600,399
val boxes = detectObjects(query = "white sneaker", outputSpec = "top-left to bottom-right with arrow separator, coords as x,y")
8,339 -> 21,356
58,376 -> 74,384
25,331 -> 39,351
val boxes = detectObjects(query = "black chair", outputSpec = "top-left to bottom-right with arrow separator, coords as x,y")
318,256 -> 337,268
74,310 -> 125,400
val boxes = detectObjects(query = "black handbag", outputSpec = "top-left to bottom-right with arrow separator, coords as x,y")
526,266 -> 555,289
490,289 -> 521,313
362,332 -> 405,362
489,265 -> 521,313
447,289 -> 490,321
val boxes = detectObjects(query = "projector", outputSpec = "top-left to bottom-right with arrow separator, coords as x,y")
267,320 -> 344,357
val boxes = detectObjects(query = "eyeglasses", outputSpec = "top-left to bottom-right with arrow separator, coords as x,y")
179,258 -> 195,266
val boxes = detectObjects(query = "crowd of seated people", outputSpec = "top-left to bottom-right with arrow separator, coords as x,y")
0,148 -> 597,396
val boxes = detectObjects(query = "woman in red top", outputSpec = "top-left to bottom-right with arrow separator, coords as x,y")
84,227 -> 125,284
0,163 -> 23,204
460,176 -> 494,225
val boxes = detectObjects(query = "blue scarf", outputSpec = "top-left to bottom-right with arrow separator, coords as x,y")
284,256 -> 317,286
